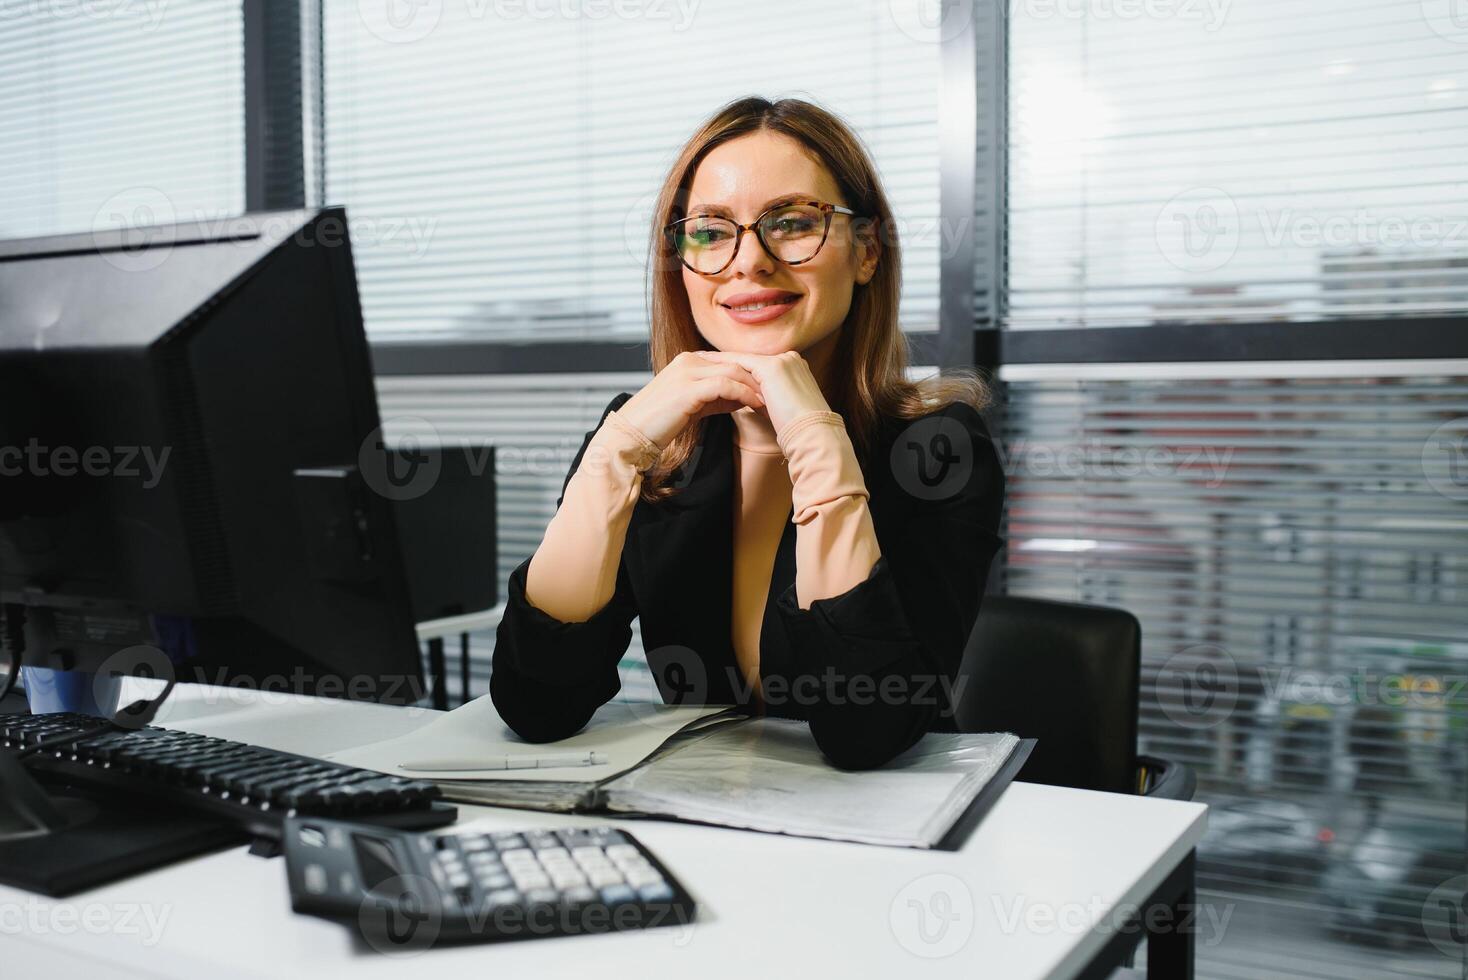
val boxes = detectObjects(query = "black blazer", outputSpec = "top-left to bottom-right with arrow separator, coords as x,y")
490,391 -> 1006,770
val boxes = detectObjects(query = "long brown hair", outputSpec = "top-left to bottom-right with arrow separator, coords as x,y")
642,96 -> 989,501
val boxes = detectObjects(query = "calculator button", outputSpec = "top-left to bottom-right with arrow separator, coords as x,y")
479,872 -> 513,891
624,867 -> 663,888
600,884 -> 637,906
524,887 -> 559,905
638,882 -> 675,903
605,844 -> 639,862
587,868 -> 624,888
562,885 -> 598,905
484,889 -> 521,911
460,835 -> 491,852
491,833 -> 525,849
550,869 -> 588,889
511,871 -> 552,891
536,846 -> 570,862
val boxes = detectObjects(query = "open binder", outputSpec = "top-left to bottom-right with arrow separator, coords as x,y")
322,696 -> 1032,850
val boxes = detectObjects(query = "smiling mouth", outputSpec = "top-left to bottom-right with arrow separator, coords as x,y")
719,290 -> 810,321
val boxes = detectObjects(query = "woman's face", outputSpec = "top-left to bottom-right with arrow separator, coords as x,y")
679,131 -> 878,373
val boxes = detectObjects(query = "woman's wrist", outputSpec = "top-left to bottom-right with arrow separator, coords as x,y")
579,409 -> 663,479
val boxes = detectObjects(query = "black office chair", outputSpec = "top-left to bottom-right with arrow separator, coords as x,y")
953,596 -> 1195,802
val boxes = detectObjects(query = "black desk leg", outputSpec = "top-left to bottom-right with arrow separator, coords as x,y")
1148,851 -> 1196,980
427,637 -> 449,711
459,632 -> 471,706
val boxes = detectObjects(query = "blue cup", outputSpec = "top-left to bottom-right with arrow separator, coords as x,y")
21,666 -> 126,718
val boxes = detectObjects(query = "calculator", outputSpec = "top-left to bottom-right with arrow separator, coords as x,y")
282,816 -> 697,949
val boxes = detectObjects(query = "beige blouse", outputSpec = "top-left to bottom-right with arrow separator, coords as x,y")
523,404 -> 883,700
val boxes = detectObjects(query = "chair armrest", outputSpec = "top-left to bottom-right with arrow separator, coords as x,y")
1137,754 -> 1196,801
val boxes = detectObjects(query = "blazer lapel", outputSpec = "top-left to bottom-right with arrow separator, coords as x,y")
629,413 -> 742,702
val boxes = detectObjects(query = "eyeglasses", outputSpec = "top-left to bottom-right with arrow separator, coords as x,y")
664,200 -> 857,276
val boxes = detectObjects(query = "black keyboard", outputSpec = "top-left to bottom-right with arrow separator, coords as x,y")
2,712 -> 457,839
285,817 -> 696,948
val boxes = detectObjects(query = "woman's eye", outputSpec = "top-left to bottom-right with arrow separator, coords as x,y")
770,216 -> 818,236
690,226 -> 730,245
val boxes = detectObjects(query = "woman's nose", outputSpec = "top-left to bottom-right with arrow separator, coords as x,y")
728,228 -> 777,278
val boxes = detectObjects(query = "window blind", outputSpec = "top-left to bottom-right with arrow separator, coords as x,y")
323,0 -> 944,341
1005,0 -> 1468,328
1000,369 -> 1468,978
0,2 -> 244,240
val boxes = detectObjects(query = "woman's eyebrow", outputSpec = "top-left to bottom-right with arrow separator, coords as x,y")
687,193 -> 817,218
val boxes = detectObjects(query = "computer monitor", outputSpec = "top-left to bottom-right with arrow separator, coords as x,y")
0,208 -> 424,706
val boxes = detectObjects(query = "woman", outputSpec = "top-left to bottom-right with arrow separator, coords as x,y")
490,96 -> 1005,770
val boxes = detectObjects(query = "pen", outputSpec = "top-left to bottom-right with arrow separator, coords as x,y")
399,752 -> 609,772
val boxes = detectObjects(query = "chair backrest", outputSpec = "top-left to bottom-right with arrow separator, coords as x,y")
953,596 -> 1141,795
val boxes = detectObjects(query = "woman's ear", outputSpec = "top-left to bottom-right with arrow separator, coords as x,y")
854,217 -> 880,286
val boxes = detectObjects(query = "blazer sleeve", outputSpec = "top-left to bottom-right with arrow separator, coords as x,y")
489,392 -> 643,743
771,401 -> 1006,770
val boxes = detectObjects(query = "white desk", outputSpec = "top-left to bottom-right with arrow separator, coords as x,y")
2,686 -> 1207,980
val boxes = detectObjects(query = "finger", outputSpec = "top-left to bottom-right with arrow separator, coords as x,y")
691,376 -> 763,412
694,349 -> 770,375
691,361 -> 762,392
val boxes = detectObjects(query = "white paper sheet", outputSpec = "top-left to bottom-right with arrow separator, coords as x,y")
322,695 -> 734,783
